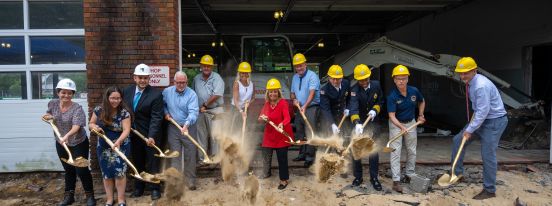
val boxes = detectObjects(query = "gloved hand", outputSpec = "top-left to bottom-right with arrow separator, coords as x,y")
368,110 -> 377,121
355,124 -> 363,135
331,124 -> 340,135
343,109 -> 350,117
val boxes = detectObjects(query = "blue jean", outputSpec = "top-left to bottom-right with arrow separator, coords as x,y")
451,115 -> 507,193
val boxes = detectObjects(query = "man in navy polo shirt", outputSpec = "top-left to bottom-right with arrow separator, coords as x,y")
387,65 -> 426,193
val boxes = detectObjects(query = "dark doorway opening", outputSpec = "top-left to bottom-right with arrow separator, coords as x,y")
532,45 -> 552,119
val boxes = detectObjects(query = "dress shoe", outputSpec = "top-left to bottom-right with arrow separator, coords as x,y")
352,178 -> 363,186
151,189 -> 161,200
292,155 -> 305,162
58,190 -> 75,206
473,189 -> 496,200
277,181 -> 288,190
304,160 -> 313,168
130,190 -> 143,198
370,178 -> 382,191
392,181 -> 403,193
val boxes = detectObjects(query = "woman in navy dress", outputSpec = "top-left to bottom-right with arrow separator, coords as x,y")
89,86 -> 131,206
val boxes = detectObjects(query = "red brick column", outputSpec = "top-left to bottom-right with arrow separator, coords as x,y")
84,0 -> 180,170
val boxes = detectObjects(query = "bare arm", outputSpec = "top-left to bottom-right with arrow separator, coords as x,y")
417,100 -> 426,124
388,112 -> 408,132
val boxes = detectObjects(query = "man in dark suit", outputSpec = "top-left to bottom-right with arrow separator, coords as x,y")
123,63 -> 164,200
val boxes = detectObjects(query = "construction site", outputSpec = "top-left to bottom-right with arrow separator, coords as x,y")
0,0 -> 551,206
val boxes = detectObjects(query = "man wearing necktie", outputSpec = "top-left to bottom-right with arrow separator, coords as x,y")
122,63 -> 164,200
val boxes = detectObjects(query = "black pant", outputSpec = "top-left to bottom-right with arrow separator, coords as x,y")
295,106 -> 318,161
353,152 -> 379,180
130,135 -> 160,191
55,139 -> 94,192
262,147 -> 289,181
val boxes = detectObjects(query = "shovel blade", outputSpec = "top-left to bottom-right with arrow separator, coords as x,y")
382,147 -> 394,153
437,174 -> 452,187
133,172 -> 161,184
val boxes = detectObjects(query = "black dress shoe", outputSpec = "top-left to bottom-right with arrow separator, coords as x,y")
304,160 -> 313,168
352,178 -> 363,186
293,155 -> 305,162
473,190 -> 496,200
130,190 -> 143,198
151,189 -> 161,200
277,182 -> 288,190
58,190 -> 75,206
370,178 -> 382,191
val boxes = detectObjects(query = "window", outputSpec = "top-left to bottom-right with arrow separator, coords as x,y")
31,36 -> 85,64
0,37 -> 25,65
0,1 -> 24,29
0,0 -> 85,100
29,0 -> 83,29
31,71 -> 86,99
0,72 -> 27,100
243,36 -> 293,73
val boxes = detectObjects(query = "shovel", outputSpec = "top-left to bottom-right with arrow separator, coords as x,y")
382,121 -> 422,153
294,102 -> 315,139
262,117 -> 304,145
167,118 -> 216,164
323,113 -> 349,154
131,128 -> 179,158
91,129 -> 160,184
241,100 -> 250,146
341,115 -> 373,156
42,117 -> 89,168
438,137 -> 467,187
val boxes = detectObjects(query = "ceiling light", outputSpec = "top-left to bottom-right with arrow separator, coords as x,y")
192,53 -> 196,57
219,41 -> 224,47
318,42 -> 324,48
211,42 -> 216,47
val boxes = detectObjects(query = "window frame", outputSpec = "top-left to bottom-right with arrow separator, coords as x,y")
0,0 -> 85,101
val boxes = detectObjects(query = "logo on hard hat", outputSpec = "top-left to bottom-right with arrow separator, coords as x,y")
270,82 -> 275,86
459,63 -> 464,68
373,93 -> 377,99
336,70 -> 341,74
360,71 -> 365,75
141,67 -> 145,72
400,68 -> 404,72
67,82 -> 73,87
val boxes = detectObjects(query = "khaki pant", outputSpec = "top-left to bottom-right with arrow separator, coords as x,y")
389,120 -> 417,181
196,107 -> 224,162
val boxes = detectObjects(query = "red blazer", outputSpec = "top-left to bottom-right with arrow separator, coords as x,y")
260,99 -> 294,148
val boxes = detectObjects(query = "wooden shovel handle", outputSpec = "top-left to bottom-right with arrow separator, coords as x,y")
387,121 -> 422,145
294,102 -> 315,139
44,119 -> 74,162
130,129 -> 164,155
91,129 -> 140,176
450,137 -> 467,176
167,118 -> 211,162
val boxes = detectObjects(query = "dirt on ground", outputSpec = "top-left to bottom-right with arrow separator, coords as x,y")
2,163 -> 552,206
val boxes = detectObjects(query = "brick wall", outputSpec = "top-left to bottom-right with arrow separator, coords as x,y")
84,0 -> 179,170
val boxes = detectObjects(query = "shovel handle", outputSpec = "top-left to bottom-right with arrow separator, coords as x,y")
265,120 -> 295,144
167,118 -> 212,162
241,101 -> 250,146
386,121 -> 422,146
337,113 -> 348,129
44,119 -> 74,162
294,102 -> 315,139
91,129 -> 140,176
130,129 -> 164,155
450,137 -> 467,176
362,115 -> 374,128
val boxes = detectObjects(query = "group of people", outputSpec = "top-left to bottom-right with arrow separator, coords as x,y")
43,52 -> 507,206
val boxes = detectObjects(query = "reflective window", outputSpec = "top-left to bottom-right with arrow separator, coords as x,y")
29,0 -> 84,29
243,37 -> 293,73
0,37 -> 25,65
31,71 -> 86,99
30,36 -> 85,64
0,72 -> 27,100
0,1 -> 23,29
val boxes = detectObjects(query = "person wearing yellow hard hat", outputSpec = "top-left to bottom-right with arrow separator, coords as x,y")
386,64 -> 426,193
290,53 -> 320,167
348,64 -> 383,190
192,54 -> 225,164
42,78 -> 96,206
231,61 -> 255,135
320,65 -> 350,136
450,57 -> 507,200
258,78 -> 294,190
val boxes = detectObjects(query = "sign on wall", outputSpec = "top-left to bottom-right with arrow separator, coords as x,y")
149,66 -> 170,87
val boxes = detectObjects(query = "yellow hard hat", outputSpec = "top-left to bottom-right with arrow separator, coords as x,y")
391,65 -> 410,77
455,57 -> 478,73
327,65 -> 344,78
353,64 -> 371,80
200,54 -> 214,66
266,78 -> 281,90
237,62 -> 252,73
292,53 -> 307,65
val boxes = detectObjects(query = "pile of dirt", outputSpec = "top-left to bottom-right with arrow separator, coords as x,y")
241,173 -> 259,205
155,167 -> 185,205
314,153 -> 347,182
350,134 -> 377,160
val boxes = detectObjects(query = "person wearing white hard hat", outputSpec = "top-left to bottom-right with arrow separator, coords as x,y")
122,63 -> 164,200
42,79 -> 96,206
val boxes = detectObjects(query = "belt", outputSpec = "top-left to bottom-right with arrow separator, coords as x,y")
307,104 -> 319,108
398,119 -> 414,124
488,114 -> 507,120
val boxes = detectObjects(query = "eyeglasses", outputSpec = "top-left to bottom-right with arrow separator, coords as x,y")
175,81 -> 188,85
109,97 -> 122,101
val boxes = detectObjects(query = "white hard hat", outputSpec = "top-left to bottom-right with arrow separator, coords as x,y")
56,79 -> 77,91
134,63 -> 151,75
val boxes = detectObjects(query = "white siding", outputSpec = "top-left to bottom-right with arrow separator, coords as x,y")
0,99 -> 88,172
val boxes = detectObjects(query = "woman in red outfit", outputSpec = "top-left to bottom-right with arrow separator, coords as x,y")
258,78 -> 294,190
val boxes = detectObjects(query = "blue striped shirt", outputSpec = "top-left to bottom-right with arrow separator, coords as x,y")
465,74 -> 507,133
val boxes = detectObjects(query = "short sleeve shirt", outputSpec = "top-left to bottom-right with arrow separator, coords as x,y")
291,70 -> 320,106
46,100 -> 87,146
387,86 -> 424,122
193,72 -> 225,108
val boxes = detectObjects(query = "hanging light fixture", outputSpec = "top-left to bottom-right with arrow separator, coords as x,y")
317,42 -> 325,48
211,41 -> 216,47
192,53 -> 196,57
219,41 -> 224,47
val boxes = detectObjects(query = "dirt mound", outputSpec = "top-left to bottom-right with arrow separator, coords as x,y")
241,173 -> 259,205
351,134 -> 377,160
218,136 -> 250,181
315,153 -> 347,183
307,136 -> 344,151
154,167 -> 185,205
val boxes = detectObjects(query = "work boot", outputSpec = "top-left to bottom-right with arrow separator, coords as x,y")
370,178 -> 383,191
58,190 -> 75,206
151,189 -> 161,200
472,189 -> 496,200
400,175 -> 411,183
392,181 -> 403,193
85,191 -> 96,206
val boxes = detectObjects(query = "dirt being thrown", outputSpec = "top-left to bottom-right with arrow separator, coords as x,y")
351,134 -> 377,160
315,153 -> 347,183
241,173 -> 259,205
155,167 -> 185,204
307,136 -> 344,151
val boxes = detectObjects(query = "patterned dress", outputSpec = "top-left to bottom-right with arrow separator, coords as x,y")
94,106 -> 131,179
